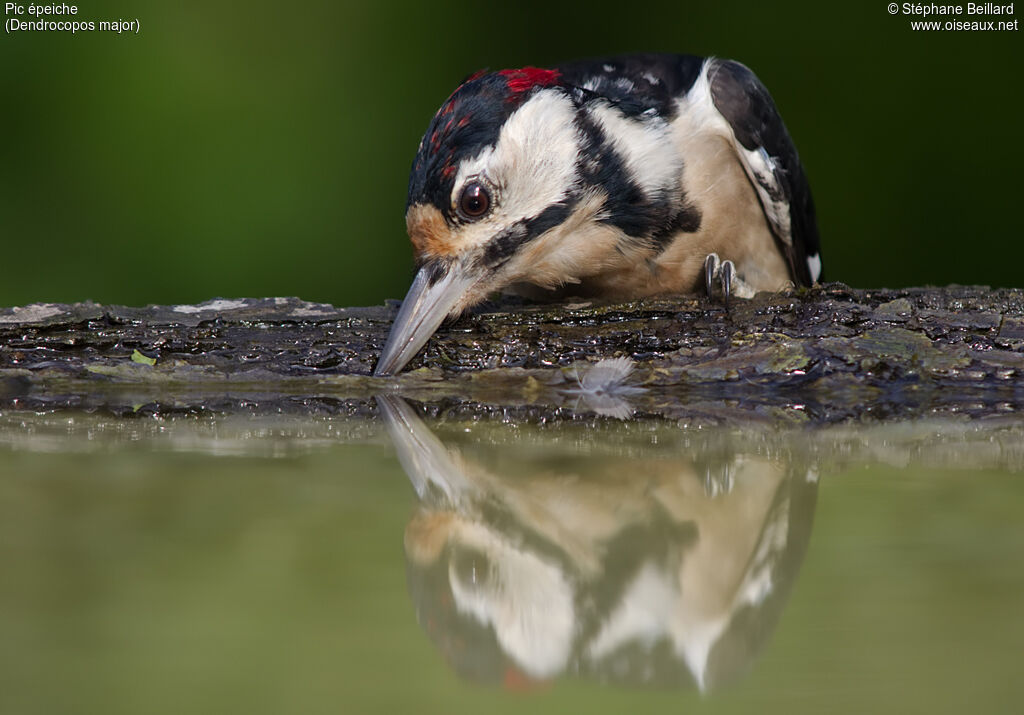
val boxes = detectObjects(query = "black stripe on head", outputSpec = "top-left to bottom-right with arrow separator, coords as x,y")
573,109 -> 698,251
407,74 -> 571,221
573,111 -> 647,236
480,198 -> 579,269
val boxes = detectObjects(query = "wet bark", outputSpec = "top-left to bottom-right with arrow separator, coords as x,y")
2,284 -> 1023,424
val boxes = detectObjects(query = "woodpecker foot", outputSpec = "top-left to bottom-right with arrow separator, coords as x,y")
703,253 -> 738,304
703,253 -> 754,304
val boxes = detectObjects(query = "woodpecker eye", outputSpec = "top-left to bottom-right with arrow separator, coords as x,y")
458,182 -> 491,219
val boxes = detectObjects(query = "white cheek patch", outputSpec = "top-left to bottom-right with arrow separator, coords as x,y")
448,521 -> 576,678
455,145 -> 494,186
452,90 -> 582,250
588,102 -> 681,198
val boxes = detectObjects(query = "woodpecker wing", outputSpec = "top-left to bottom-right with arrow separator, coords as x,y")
707,59 -> 822,286
553,54 -> 821,286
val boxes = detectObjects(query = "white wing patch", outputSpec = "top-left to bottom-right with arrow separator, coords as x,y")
681,61 -> 794,247
737,144 -> 793,246
806,252 -> 822,283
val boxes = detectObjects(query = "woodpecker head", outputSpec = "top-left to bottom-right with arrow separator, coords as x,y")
375,66 -> 662,376
375,55 -> 821,375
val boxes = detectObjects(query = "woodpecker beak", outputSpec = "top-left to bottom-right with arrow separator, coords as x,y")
374,261 -> 481,376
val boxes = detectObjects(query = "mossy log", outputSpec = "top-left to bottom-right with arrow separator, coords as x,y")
2,284 -> 1023,424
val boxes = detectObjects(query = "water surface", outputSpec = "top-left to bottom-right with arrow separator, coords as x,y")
1,408 -> 1022,714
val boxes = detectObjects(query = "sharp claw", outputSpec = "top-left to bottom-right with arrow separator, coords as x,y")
703,253 -> 720,299
721,260 -> 735,307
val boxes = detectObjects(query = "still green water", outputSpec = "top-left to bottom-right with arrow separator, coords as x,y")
1,409 -> 1022,715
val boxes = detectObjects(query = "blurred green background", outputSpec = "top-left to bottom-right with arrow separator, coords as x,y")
1,0 -> 1021,308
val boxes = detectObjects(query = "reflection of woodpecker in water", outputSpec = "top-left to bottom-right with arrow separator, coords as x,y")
377,395 -> 818,691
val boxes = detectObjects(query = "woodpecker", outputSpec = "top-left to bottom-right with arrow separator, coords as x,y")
378,394 -> 817,689
375,53 -> 821,376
